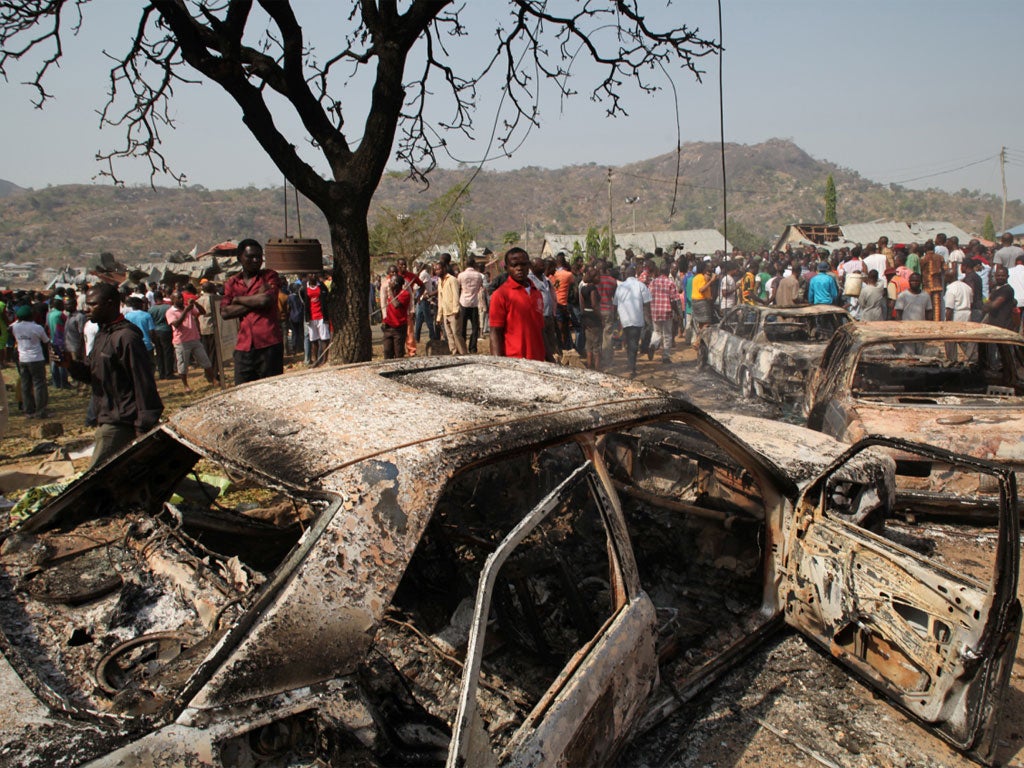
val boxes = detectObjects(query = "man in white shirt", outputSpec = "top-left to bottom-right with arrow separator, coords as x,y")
862,244 -> 888,281
11,305 -> 50,419
944,267 -> 974,362
456,258 -> 485,354
946,236 -> 966,277
1007,255 -> 1024,333
612,265 -> 651,378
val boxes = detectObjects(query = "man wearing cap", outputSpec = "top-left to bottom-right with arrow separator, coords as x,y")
12,304 -> 50,419
807,262 -> 838,305
221,239 -> 284,384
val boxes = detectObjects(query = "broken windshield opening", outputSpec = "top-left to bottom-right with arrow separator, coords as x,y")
0,433 -> 327,720
373,440 -> 608,759
762,311 -> 848,343
852,340 -> 1024,398
598,419 -> 772,686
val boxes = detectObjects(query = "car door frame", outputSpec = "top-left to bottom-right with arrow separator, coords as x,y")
446,458 -> 657,768
780,435 -> 1021,764
708,307 -> 740,381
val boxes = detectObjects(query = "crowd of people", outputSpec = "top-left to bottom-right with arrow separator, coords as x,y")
2,240 -> 295,465
369,231 -> 1024,376
4,232 -> 1021,465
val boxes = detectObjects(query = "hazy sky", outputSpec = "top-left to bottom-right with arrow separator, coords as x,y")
1,1 -> 1021,207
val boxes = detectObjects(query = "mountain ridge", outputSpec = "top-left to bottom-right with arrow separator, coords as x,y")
0,139 -> 1018,269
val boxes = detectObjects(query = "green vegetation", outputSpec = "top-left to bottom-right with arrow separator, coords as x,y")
721,218 -> 768,253
824,174 -> 837,225
983,214 -> 996,241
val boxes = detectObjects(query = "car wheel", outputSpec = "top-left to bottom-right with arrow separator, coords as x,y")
697,343 -> 708,370
740,368 -> 755,399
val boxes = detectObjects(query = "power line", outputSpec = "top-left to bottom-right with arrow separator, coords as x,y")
866,152 -> 1001,176
880,154 -> 998,185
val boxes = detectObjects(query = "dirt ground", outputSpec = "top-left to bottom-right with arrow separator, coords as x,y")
1,338 -> 1022,768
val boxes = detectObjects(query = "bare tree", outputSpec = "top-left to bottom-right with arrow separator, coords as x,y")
0,1 -> 718,362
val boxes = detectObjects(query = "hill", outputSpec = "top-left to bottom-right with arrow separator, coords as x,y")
0,179 -> 25,198
0,139 -> 1019,269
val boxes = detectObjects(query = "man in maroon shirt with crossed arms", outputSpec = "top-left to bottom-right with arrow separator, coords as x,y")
489,247 -> 546,361
221,239 -> 284,384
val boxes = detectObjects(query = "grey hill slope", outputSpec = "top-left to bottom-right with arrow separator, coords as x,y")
0,139 -> 1018,268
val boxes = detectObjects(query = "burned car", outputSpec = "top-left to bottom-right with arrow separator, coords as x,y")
697,304 -> 850,402
0,357 -> 1017,767
806,320 -> 1024,514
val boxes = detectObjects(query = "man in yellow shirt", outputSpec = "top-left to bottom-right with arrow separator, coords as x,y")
689,260 -> 718,343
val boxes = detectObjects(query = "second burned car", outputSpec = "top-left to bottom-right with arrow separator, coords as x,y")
698,304 -> 851,402
0,357 -> 1018,767
806,320 -> 1024,515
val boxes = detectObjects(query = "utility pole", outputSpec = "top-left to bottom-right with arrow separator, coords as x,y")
1001,146 -> 1008,234
625,196 -> 640,233
607,168 -> 614,264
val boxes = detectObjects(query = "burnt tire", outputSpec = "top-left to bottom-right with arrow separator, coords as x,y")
740,368 -> 755,399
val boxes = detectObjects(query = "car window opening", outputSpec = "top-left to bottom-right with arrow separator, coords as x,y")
817,450 -> 998,591
852,341 -> 1024,399
372,441 -> 613,760
599,421 -> 771,685
0,438 -> 324,719
763,311 -> 848,343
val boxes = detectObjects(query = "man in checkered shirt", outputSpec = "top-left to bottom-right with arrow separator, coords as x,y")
647,264 -> 677,363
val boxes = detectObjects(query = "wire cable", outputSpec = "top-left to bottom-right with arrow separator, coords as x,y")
716,0 -> 727,249
880,154 -> 998,185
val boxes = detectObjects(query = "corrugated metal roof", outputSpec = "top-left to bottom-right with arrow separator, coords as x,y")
614,229 -> 733,257
542,229 -> 733,262
833,220 -> 974,247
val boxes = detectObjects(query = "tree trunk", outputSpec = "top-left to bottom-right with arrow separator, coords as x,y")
326,212 -> 372,363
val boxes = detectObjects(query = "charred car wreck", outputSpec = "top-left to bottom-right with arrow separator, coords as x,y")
698,304 -> 850,403
0,357 -> 1018,767
806,320 -> 1024,516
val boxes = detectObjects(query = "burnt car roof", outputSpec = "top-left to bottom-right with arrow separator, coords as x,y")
838,320 -> 1024,344
168,356 -> 681,489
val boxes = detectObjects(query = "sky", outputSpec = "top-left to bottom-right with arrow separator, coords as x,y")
1,1 -> 1021,209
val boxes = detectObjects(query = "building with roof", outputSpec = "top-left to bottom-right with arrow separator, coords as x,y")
541,229 -> 733,263
998,223 -> 1024,241
775,220 -> 974,253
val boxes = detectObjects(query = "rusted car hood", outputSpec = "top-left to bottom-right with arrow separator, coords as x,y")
711,412 -> 854,487
849,400 -> 1024,463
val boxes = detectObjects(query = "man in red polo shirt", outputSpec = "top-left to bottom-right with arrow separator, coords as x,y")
489,248 -> 545,361
221,239 -> 284,384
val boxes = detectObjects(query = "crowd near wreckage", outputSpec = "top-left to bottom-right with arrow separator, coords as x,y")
0,357 -> 1018,768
